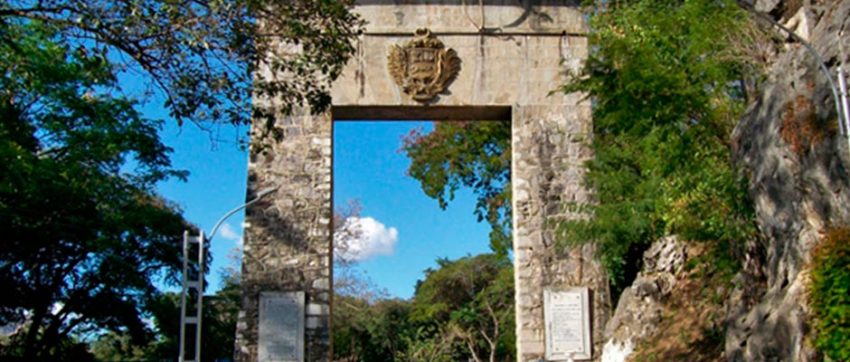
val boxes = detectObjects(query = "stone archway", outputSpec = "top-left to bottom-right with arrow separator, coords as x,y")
236,2 -> 610,361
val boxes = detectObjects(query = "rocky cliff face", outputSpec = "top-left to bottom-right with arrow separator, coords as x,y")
598,2 -> 850,361
601,236 -> 687,361
727,1 -> 850,360
600,236 -> 733,362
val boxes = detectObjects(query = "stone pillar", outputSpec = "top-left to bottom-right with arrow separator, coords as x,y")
513,104 -> 612,361
235,110 -> 333,362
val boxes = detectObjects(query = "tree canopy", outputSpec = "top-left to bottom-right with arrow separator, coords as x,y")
402,121 -> 512,255
89,274 -> 241,361
0,0 -> 364,357
0,21 -> 190,359
0,0 -> 363,134
559,0 -> 758,292
409,254 -> 515,362
332,253 -> 515,362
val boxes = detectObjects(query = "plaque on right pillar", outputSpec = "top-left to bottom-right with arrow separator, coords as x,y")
544,288 -> 592,361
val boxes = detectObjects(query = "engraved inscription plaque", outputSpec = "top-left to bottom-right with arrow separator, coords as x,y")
544,288 -> 592,361
258,291 -> 305,362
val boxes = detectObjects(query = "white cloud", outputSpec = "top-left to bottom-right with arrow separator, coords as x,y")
335,217 -> 398,262
219,222 -> 243,246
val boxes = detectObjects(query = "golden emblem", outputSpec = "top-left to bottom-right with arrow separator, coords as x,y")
388,28 -> 461,103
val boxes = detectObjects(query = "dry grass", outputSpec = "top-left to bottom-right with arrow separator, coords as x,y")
627,244 -> 730,362
779,95 -> 834,156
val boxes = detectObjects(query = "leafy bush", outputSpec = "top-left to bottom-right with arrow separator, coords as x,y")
809,227 -> 850,361
559,0 -> 757,294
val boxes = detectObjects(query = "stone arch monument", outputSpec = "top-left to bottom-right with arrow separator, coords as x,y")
237,1 -> 611,361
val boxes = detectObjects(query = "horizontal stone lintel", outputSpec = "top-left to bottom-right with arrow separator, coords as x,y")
362,29 -> 586,37
333,105 -> 511,121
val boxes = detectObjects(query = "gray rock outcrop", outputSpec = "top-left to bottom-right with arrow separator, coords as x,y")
601,236 -> 687,362
726,1 -> 850,360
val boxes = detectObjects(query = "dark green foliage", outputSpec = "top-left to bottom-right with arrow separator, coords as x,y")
0,0 -> 363,357
89,333 -> 150,361
89,277 -> 241,361
0,22 -> 190,359
411,254 -> 509,324
402,121 -> 512,255
809,227 -> 850,361
0,0 -> 363,133
332,254 -> 515,362
333,296 -> 412,362
560,0 -> 756,293
408,254 -> 515,362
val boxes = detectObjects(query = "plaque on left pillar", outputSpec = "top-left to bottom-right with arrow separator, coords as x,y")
258,291 -> 305,362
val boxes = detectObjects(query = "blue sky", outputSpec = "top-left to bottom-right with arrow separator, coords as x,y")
153,121 -> 249,292
333,121 -> 492,298
147,115 -> 492,298
119,72 -> 251,293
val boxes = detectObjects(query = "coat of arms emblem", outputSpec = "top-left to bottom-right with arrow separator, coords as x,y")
388,28 -> 461,103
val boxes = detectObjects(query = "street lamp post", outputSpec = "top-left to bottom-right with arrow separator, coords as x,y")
178,187 -> 278,362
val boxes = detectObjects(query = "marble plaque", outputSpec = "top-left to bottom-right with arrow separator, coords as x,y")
258,291 -> 304,362
544,288 -> 592,361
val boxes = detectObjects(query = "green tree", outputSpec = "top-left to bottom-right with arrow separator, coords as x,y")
409,254 -> 515,362
560,0 -> 757,293
402,121 -> 512,255
89,276 -> 241,362
89,332 -> 152,361
332,296 -> 412,362
331,254 -> 515,362
0,0 -> 363,357
0,22 -> 190,359
0,0 -> 363,134
395,324 -> 456,362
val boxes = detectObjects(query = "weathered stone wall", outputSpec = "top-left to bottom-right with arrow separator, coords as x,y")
332,1 -> 587,107
513,105 -> 611,360
727,1 -> 850,360
239,2 -> 610,361
236,110 -> 333,362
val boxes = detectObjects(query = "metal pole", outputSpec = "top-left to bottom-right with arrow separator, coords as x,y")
208,186 -> 278,241
177,186 -> 278,362
744,7 -> 846,135
195,231 -> 205,362
838,30 -> 850,154
179,231 -> 204,362
178,231 -> 189,362
839,66 -> 850,151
